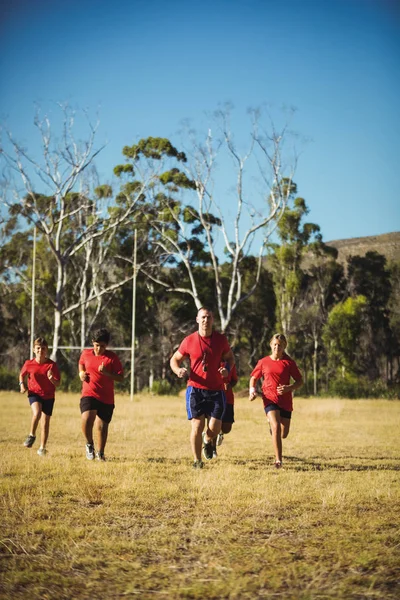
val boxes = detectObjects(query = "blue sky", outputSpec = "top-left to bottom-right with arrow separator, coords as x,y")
1,0 -> 399,243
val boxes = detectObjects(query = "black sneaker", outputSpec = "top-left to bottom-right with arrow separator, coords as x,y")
86,443 -> 95,460
202,432 -> 213,461
192,460 -> 204,469
96,451 -> 105,461
23,434 -> 36,448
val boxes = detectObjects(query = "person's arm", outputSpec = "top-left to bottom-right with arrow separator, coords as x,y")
79,358 -> 88,382
249,375 -> 258,401
19,371 -> 28,394
47,367 -> 61,388
277,377 -> 303,396
219,348 -> 235,378
98,362 -> 124,382
170,350 -> 188,378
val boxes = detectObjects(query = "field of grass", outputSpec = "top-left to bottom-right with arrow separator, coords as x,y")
1,390 -> 399,599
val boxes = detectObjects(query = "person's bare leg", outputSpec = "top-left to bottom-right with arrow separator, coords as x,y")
95,416 -> 109,454
268,410 -> 282,463
204,416 -> 221,442
281,417 -> 291,440
29,402 -> 41,437
191,416 -> 205,461
81,409 -> 97,444
40,413 -> 51,449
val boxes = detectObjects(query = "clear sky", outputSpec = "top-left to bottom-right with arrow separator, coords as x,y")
1,0 -> 399,243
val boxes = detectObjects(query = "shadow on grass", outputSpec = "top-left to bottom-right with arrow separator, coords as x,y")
231,455 -> 400,472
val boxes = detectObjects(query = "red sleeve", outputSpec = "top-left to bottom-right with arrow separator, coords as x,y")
111,355 -> 123,375
20,360 -> 29,378
289,360 -> 302,381
250,359 -> 263,380
51,362 -> 61,381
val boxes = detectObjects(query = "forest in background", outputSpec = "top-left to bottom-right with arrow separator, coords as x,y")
1,105 -> 399,398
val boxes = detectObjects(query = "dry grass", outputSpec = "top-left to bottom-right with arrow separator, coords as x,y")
1,391 -> 399,599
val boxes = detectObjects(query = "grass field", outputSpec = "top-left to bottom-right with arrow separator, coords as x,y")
1,391 -> 399,599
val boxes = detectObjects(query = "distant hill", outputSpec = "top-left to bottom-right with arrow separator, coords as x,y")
325,232 -> 400,266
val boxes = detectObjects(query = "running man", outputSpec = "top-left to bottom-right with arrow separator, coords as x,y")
249,333 -> 303,468
19,337 -> 61,456
170,307 -> 235,469
79,328 -> 124,461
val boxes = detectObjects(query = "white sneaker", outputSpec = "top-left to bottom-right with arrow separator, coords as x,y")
86,443 -> 95,460
216,432 -> 224,446
37,447 -> 47,456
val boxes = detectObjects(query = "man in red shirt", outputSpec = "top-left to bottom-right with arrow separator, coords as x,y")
249,333 -> 303,468
79,328 -> 124,461
19,337 -> 61,456
170,307 -> 235,469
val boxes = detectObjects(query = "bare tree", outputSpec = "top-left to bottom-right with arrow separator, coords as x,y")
0,104 -> 147,358
131,107 -> 298,332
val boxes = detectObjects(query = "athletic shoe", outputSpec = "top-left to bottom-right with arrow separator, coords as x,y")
37,447 -> 47,456
96,451 -> 106,462
202,432 -> 213,461
86,443 -> 95,460
216,432 -> 224,446
213,449 -> 218,459
23,434 -> 36,448
274,461 -> 282,469
192,460 -> 204,469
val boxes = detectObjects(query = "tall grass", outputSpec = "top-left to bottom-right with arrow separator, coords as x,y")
1,391 -> 399,599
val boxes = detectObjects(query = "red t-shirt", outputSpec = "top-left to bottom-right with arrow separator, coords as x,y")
79,349 -> 123,405
223,363 -> 238,405
20,358 -> 60,400
250,354 -> 302,412
178,331 -> 231,391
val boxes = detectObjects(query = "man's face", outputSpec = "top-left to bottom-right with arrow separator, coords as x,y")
93,341 -> 107,356
196,310 -> 213,333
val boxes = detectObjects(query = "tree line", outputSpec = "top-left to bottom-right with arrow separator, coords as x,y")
1,105 -> 399,397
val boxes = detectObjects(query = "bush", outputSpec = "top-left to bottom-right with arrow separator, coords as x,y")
149,379 -> 183,395
325,375 -> 400,399
0,367 -> 19,391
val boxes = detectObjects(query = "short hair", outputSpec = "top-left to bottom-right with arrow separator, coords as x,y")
270,333 -> 287,344
197,306 -> 213,316
34,337 -> 48,347
91,328 -> 110,344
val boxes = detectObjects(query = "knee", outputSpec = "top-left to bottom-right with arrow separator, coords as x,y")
222,423 -> 232,434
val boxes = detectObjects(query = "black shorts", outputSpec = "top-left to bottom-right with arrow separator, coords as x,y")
264,403 -> 292,419
80,396 -> 115,424
221,403 -> 235,424
28,395 -> 55,416
186,386 -> 226,420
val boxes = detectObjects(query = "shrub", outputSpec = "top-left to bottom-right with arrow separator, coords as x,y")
0,367 -> 19,391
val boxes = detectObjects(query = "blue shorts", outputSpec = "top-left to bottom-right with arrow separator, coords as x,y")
28,395 -> 55,416
186,386 -> 226,420
221,403 -> 235,424
264,403 -> 292,419
80,396 -> 115,424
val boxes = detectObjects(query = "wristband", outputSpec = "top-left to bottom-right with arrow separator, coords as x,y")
249,386 -> 256,394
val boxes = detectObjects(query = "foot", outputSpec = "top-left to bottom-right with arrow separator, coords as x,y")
85,443 -> 95,460
37,447 -> 47,456
274,460 -> 282,469
216,432 -> 224,446
23,434 -> 36,448
192,460 -> 204,469
96,451 -> 106,461
202,432 -> 213,461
